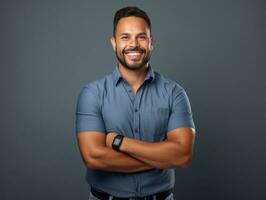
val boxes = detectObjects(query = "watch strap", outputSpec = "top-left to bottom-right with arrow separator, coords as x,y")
112,134 -> 124,151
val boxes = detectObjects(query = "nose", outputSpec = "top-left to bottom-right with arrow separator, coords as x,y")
129,37 -> 139,47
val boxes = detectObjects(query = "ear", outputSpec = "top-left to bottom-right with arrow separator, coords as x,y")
110,37 -> 116,51
150,36 -> 154,50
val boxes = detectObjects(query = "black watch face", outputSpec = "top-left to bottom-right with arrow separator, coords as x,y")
113,138 -> 120,145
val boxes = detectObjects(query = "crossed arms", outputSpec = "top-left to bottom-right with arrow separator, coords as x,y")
76,127 -> 195,173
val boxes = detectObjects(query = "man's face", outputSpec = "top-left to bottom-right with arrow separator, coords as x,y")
111,16 -> 153,71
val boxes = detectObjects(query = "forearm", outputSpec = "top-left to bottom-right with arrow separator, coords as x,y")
120,137 -> 190,169
86,146 -> 154,173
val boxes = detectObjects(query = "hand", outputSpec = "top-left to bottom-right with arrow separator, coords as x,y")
106,132 -> 118,148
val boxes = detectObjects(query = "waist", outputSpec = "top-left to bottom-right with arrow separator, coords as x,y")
90,187 -> 173,200
86,168 -> 175,195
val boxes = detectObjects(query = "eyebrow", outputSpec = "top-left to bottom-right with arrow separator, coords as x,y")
119,32 -> 148,36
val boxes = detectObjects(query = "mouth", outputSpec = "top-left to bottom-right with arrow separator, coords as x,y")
124,50 -> 144,61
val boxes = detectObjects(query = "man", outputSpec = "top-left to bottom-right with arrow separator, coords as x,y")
76,6 -> 196,200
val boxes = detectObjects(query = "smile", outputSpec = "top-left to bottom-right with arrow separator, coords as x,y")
125,52 -> 143,60
126,52 -> 142,56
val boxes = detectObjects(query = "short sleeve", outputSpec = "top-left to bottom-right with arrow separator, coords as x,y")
75,85 -> 106,134
167,86 -> 195,132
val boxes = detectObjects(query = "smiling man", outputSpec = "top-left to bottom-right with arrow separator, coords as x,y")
76,6 -> 196,200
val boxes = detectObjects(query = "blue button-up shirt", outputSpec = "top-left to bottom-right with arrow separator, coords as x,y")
76,65 -> 195,197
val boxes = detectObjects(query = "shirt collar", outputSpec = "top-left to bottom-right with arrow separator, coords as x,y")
112,64 -> 155,86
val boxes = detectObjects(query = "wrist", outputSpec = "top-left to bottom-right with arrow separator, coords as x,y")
119,136 -> 129,152
112,134 -> 125,152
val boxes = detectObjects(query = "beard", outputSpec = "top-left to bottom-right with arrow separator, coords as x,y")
115,46 -> 152,71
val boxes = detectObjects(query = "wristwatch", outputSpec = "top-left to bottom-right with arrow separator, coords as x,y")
112,134 -> 124,152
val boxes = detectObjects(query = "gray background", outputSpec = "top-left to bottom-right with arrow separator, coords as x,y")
1,0 -> 266,199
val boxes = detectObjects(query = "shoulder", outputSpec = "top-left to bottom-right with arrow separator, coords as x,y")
76,72 -> 113,105
154,71 -> 185,94
76,73 -> 113,108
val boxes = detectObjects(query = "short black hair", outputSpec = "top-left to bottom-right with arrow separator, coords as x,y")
113,6 -> 151,36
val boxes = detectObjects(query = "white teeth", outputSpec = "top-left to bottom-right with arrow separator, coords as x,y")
127,52 -> 141,55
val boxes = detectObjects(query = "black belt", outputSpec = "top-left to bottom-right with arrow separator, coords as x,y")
90,187 -> 173,200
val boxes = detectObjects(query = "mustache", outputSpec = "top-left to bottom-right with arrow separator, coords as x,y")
123,47 -> 145,54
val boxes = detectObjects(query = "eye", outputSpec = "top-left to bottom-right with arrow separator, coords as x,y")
121,36 -> 129,40
138,35 -> 147,40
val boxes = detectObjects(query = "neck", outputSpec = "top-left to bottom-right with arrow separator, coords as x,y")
118,63 -> 149,87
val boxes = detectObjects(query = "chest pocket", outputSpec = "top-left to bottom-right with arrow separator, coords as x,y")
139,107 -> 170,142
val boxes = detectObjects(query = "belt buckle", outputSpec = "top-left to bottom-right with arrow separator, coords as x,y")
130,197 -> 147,200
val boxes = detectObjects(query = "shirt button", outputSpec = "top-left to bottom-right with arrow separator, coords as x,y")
134,108 -> 138,112
135,128 -> 138,133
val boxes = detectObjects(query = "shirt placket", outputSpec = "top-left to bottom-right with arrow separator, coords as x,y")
122,80 -> 135,104
122,79 -> 146,195
122,80 -> 144,140
133,89 -> 142,140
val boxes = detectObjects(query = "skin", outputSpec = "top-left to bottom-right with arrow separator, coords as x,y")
111,16 -> 153,94
76,16 -> 195,173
